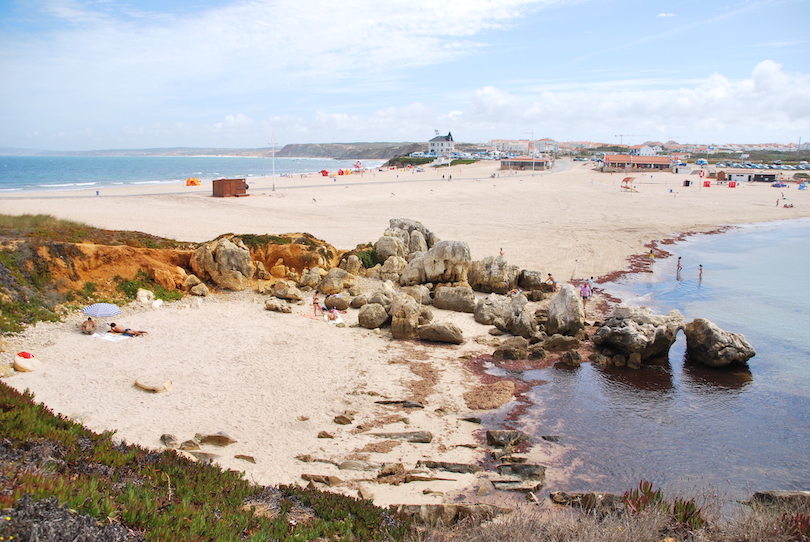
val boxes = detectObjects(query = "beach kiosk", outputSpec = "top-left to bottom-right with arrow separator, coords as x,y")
212,178 -> 249,197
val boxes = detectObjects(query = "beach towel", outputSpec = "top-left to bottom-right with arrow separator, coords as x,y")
301,313 -> 321,321
93,332 -> 132,342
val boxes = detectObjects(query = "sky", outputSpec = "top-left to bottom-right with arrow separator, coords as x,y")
0,0 -> 808,151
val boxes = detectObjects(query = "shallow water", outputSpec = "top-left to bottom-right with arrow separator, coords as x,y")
498,218 -> 810,499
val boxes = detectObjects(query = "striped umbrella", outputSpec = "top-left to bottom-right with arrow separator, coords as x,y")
81,303 -> 122,318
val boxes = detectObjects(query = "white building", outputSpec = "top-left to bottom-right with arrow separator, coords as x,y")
429,132 -> 455,155
629,144 -> 662,156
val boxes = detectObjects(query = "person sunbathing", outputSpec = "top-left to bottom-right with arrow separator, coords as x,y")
109,323 -> 148,336
80,317 -> 96,335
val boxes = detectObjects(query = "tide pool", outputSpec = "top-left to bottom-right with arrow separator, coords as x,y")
511,219 -> 810,499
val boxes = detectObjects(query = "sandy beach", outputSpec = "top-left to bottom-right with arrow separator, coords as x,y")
1,159 -> 807,508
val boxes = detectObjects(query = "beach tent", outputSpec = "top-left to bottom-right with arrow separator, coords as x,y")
185,177 -> 200,186
321,170 -> 329,176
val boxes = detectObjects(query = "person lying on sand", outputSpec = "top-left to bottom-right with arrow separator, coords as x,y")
80,317 -> 96,335
108,323 -> 148,337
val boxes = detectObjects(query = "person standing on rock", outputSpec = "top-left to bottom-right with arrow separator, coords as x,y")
546,273 -> 557,291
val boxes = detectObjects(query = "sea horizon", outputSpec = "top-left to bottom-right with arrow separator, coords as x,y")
0,155 -> 386,193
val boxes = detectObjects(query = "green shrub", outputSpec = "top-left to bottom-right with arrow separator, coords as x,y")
116,270 -> 183,302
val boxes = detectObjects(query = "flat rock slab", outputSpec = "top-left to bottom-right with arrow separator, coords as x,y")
195,432 -> 237,446
491,479 -> 544,493
134,378 -> 172,393
370,431 -> 433,443
417,461 -> 481,474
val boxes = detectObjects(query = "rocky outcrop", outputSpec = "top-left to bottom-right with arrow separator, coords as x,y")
190,237 -> 255,291
468,256 -> 520,294
433,286 -> 476,313
593,306 -> 684,362
546,284 -> 584,336
683,318 -> 756,367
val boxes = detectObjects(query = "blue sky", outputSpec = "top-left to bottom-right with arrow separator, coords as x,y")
0,0 -> 808,150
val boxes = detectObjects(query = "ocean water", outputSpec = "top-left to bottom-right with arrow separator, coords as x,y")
0,155 -> 385,192
510,218 -> 810,499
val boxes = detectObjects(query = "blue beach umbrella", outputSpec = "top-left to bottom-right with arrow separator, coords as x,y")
82,303 -> 122,318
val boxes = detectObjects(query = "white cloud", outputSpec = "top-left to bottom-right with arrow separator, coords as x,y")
656,12 -> 675,17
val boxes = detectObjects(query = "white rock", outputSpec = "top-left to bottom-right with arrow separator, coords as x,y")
14,354 -> 44,372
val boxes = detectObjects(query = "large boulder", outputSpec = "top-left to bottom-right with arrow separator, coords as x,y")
423,240 -> 471,284
374,235 -> 407,262
433,286 -> 476,313
683,318 -> 756,367
390,296 -> 422,340
318,268 -> 355,295
409,230 -> 428,253
417,321 -> 464,344
474,293 -> 509,325
518,270 -> 546,291
503,294 -> 537,338
593,306 -> 684,361
468,256 -> 520,294
402,284 -> 431,305
272,279 -> 304,301
339,255 -> 364,276
399,251 -> 428,286
368,281 -> 399,311
299,267 -> 326,289
546,284 -> 584,336
494,337 -> 528,360
190,237 -> 255,291
324,294 -> 350,310
358,303 -> 389,329
379,256 -> 408,282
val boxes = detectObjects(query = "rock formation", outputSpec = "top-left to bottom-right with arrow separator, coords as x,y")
190,237 -> 255,291
546,284 -> 584,336
467,256 -> 520,294
683,318 -> 756,367
593,305 -> 684,362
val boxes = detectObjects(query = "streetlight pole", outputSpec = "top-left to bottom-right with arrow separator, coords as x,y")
268,130 -> 276,192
